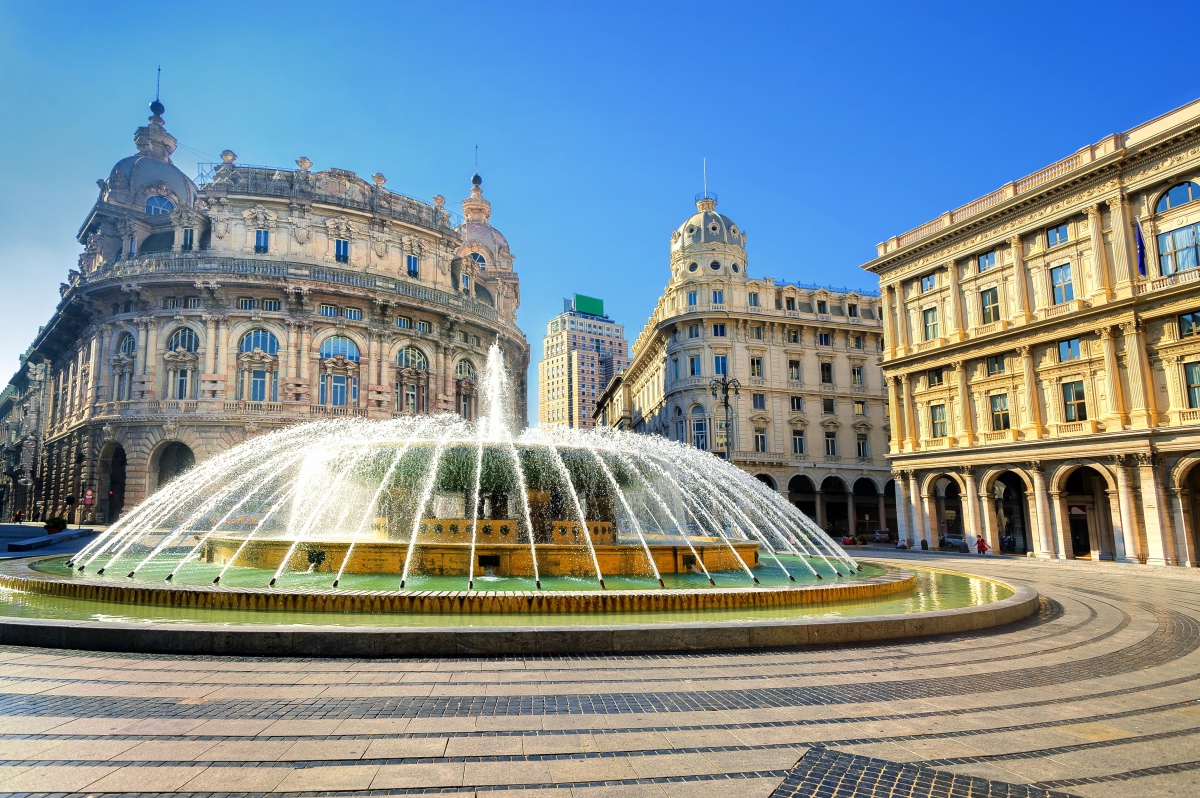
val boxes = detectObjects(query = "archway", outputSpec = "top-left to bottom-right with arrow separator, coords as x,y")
929,475 -> 964,545
755,474 -> 777,491
883,480 -> 898,536
788,474 -> 817,522
156,442 -> 195,489
102,445 -> 127,523
852,478 -> 879,533
1181,460 -> 1200,566
1057,465 -> 1117,560
821,476 -> 849,536
991,471 -> 1031,554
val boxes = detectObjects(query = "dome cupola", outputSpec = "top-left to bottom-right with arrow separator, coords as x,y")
669,193 -> 748,282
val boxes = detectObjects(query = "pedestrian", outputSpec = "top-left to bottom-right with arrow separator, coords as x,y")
975,536 -> 990,555
11,510 -> 22,524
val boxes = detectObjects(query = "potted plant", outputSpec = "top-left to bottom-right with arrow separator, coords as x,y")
43,516 -> 69,534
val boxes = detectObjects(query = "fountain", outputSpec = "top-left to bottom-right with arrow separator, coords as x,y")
0,345 -> 1040,655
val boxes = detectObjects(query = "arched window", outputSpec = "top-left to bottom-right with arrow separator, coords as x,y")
166,328 -> 199,353
117,333 -> 136,356
455,359 -> 476,379
240,329 -> 279,355
1156,182 -> 1200,213
145,195 -> 175,215
397,347 -> 428,370
690,406 -> 708,450
319,336 -> 360,361
470,252 -> 487,269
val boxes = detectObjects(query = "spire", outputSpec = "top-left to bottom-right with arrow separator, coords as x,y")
135,73 -> 176,162
462,172 -> 491,223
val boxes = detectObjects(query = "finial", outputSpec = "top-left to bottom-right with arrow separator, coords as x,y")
149,66 -> 165,119
220,149 -> 237,164
472,172 -> 482,187
371,173 -> 386,187
295,156 -> 312,171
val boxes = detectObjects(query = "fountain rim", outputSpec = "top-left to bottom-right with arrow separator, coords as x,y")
0,558 -> 1040,656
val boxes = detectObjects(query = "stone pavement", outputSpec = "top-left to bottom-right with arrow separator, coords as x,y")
1,554 -> 1199,796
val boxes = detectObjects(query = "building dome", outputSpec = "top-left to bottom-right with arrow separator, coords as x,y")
671,195 -> 746,253
455,175 -> 512,270
107,154 -> 198,207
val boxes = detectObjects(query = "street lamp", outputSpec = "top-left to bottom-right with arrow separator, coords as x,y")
709,375 -> 740,461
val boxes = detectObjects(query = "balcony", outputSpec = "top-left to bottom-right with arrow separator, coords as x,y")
732,450 -> 786,464
223,401 -> 284,414
982,429 -> 1020,444
147,400 -> 199,414
308,405 -> 368,418
923,437 -> 951,449
1041,299 -> 1084,320
1139,268 -> 1200,295
1053,419 -> 1099,436
1180,409 -> 1200,423
915,336 -> 947,352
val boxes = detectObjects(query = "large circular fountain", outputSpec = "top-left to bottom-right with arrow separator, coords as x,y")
0,347 -> 1039,655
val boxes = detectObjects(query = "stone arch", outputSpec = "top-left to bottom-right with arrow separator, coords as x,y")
853,476 -> 881,495
150,440 -> 195,490
755,473 -> 776,490
109,323 -> 140,356
1170,452 -> 1200,491
1050,460 -> 1117,494
229,320 -> 288,350
920,469 -> 966,498
1050,462 -> 1120,560
159,320 -> 205,351
1171,452 -> 1200,567
820,475 -> 848,493
788,474 -> 816,494
312,329 -> 367,358
978,465 -> 1034,497
95,440 -> 127,523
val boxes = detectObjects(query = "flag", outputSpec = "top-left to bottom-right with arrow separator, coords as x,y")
1134,218 -> 1147,277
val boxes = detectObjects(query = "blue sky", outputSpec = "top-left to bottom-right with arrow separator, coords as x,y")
2,1 -> 1198,424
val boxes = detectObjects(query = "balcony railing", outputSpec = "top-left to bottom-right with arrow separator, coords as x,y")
147,400 -> 198,414
308,405 -> 368,418
1181,409 -> 1200,423
223,401 -> 284,414
1139,268 -> 1200,295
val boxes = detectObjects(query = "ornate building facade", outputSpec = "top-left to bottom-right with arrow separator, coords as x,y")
0,99 -> 529,524
863,99 -> 1200,565
538,295 -> 629,429
595,194 -> 895,535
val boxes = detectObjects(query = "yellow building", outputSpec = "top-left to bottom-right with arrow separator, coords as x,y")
862,99 -> 1200,566
538,295 -> 629,429
596,194 -> 895,535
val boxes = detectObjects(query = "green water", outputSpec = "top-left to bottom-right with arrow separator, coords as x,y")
0,560 -> 1013,628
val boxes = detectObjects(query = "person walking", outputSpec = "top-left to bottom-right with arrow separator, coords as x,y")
975,536 -> 990,555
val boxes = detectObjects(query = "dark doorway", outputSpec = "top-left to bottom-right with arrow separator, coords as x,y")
993,472 -> 1030,554
822,477 -> 849,535
788,475 -> 817,522
157,442 -> 195,488
107,446 -> 127,522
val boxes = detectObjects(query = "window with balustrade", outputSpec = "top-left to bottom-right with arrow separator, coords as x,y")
980,287 -> 1000,323
792,429 -> 805,455
406,254 -> 420,277
1050,264 -> 1074,304
714,355 -> 727,376
856,434 -> 869,458
1187,362 -> 1200,409
1158,222 -> 1200,276
824,431 -> 838,457
817,300 -> 828,314
923,307 -> 939,340
785,297 -> 796,311
335,238 -> 349,263
748,292 -> 759,307
237,330 -> 280,402
689,356 -> 701,377
687,291 -> 697,306
754,430 -> 768,452
1062,381 -> 1087,422
990,393 -> 1010,431
254,229 -> 270,253
930,404 -> 947,438
712,289 -> 724,304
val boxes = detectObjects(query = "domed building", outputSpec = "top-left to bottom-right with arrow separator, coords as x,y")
594,194 -> 897,536
0,99 -> 529,524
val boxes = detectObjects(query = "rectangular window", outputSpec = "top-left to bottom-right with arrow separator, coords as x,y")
261,298 -> 281,311
849,334 -> 862,349
254,229 -> 270,253
750,357 -> 763,377
790,396 -> 803,412
1159,223 -> 1200,276
854,400 -> 866,415
1181,311 -> 1200,337
852,365 -> 864,386
1062,380 -> 1088,421
749,326 -> 763,340
250,370 -> 267,403
986,355 -> 1005,375
320,304 -> 337,317
822,397 -> 835,414
786,329 -> 799,343
990,393 -> 1011,431
788,360 -> 801,381
175,368 -> 190,400
792,429 -> 805,455
930,404 -> 947,438
417,320 -> 431,333
752,393 -> 766,410
714,355 -> 727,376
712,289 -> 724,305
164,297 -> 180,309
1050,264 -> 1074,304
1187,362 -> 1200,409
692,417 -> 708,450
923,306 -> 939,340
688,324 -> 700,338
185,296 -> 201,309
335,238 -> 350,263
457,330 -> 469,343
687,291 -> 697,306
342,308 -> 362,321
785,297 -> 796,311
181,228 -> 194,251
978,251 -> 996,272
820,362 -> 833,384
748,292 -> 759,307
406,254 -> 420,278
238,297 -> 255,310
714,419 -> 730,451
848,303 -> 859,317
920,274 -> 937,292
1047,222 -> 1069,248
712,323 -> 726,337
689,356 -> 701,377
754,430 -> 768,452
671,358 -> 679,381
818,332 -> 831,346
817,300 -> 828,314
927,367 -> 944,387
1059,338 -> 1081,361
331,375 -> 348,407
396,316 -> 411,329
980,287 -> 1000,323
856,433 -> 869,458
824,431 -> 838,457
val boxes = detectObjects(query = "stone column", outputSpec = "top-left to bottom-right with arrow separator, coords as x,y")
1119,321 -> 1154,428
908,472 -> 928,547
1049,490 -> 1073,559
887,375 -> 904,454
1171,488 -> 1198,568
1105,489 -> 1128,563
1141,215 -> 1159,277
281,322 -> 295,385
815,489 -> 826,528
948,262 -> 966,342
979,486 -> 1000,552
1086,205 -> 1114,301
1137,453 -> 1175,565
922,491 -> 938,548
217,317 -> 230,376
902,374 -> 918,452
847,494 -> 857,536
1030,462 -> 1054,558
1098,325 -> 1128,428
961,468 -> 980,548
299,324 -> 312,381
1112,456 -> 1141,563
877,492 -> 887,533
895,285 -> 910,355
885,285 -> 899,357
137,318 -> 151,375
894,472 -> 911,544
1009,235 -> 1033,323
1019,345 -> 1043,438
954,360 -> 973,446
203,314 -> 217,374
1107,194 -> 1136,294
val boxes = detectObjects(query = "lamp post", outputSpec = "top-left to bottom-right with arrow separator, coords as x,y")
709,375 -> 740,461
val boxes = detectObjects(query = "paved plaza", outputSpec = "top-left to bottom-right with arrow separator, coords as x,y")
1,553 -> 1199,796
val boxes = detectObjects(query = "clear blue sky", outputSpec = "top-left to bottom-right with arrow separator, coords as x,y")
2,1 -> 1198,424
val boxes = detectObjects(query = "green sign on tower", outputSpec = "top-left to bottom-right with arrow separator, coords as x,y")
573,294 -> 605,317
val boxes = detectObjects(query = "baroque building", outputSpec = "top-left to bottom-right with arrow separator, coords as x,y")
595,194 -> 896,534
538,294 -> 629,429
863,98 -> 1200,565
0,99 -> 529,524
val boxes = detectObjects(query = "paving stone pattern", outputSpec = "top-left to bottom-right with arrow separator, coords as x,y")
1,553 -> 1200,796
